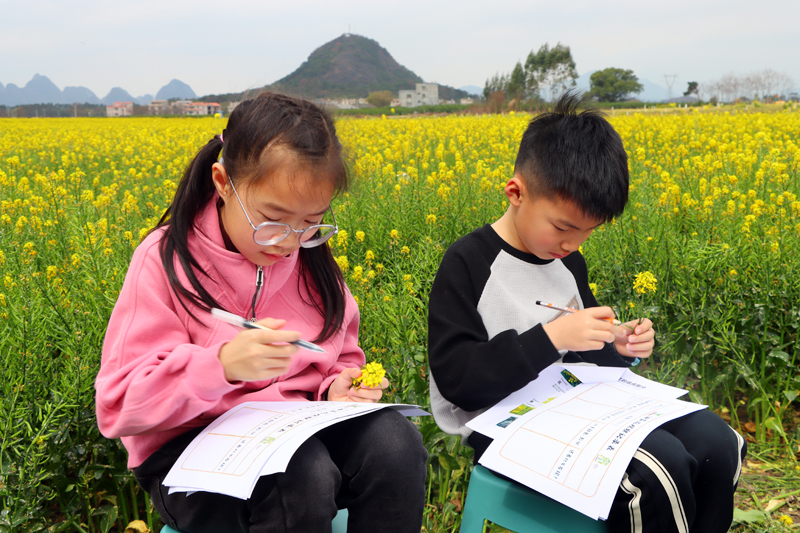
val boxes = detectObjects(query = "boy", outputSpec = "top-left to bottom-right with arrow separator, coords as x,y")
428,93 -> 746,533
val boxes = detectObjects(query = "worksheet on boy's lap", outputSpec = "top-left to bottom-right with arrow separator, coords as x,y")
469,365 -> 706,521
164,401 -> 429,499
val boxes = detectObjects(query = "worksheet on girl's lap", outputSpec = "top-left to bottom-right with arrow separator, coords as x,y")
469,365 -> 706,520
164,401 -> 428,499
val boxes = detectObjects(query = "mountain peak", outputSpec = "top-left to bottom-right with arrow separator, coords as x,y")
156,79 -> 196,100
269,34 -> 424,99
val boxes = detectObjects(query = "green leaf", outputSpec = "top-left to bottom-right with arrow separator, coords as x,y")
439,452 -> 459,472
783,390 -> 798,403
732,508 -> 767,524
763,417 -> 785,436
768,350 -> 791,363
98,505 -> 118,533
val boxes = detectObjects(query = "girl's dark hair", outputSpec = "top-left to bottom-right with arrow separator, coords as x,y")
156,92 -> 348,343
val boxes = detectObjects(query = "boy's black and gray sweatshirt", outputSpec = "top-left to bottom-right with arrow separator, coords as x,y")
427,224 -> 635,444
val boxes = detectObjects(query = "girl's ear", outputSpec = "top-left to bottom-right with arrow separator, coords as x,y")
504,174 -> 527,207
211,163 -> 231,199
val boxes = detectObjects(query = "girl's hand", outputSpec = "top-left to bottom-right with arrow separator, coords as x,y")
542,306 -> 619,352
614,318 -> 655,358
327,367 -> 389,403
218,318 -> 299,382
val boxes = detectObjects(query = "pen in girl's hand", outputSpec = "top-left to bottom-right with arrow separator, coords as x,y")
211,308 -> 327,353
535,300 -> 625,326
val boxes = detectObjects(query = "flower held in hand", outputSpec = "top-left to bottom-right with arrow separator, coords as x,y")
352,362 -> 386,390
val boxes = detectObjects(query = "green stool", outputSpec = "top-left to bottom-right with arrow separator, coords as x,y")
160,508 -> 349,532
459,465 -> 609,533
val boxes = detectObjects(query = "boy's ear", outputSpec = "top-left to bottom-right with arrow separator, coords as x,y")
504,175 -> 527,207
211,162 -> 232,199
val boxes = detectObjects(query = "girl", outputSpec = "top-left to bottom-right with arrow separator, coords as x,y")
95,92 -> 427,533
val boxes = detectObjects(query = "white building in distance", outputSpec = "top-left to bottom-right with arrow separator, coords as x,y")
398,83 -> 439,107
106,102 -> 133,117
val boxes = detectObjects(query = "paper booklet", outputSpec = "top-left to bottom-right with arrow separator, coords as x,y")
466,365 -> 706,521
164,401 -> 429,500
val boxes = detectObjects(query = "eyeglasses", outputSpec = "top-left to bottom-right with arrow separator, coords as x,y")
227,175 -> 338,248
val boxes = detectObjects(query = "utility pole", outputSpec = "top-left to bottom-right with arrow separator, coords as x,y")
664,74 -> 678,101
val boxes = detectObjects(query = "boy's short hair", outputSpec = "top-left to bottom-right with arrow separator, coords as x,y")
514,91 -> 629,222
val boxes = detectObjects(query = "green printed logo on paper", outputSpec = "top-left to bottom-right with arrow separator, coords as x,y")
560,369 -> 582,387
510,404 -> 534,415
596,455 -> 611,466
262,436 -> 276,445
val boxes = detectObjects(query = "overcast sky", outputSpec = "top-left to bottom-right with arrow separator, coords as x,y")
2,0 -> 798,99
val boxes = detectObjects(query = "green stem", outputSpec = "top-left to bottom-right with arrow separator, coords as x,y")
751,492 -> 764,511
130,480 -> 139,521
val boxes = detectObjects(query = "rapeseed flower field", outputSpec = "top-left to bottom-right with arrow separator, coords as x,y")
1,108 -> 798,531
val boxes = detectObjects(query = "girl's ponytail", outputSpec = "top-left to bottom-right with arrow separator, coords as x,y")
157,135 -> 224,319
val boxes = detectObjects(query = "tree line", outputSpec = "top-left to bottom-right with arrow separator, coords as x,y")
697,69 -> 797,103
483,43 -> 644,107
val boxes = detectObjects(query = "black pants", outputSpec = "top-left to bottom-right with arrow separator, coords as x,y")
470,409 -> 746,533
134,409 -> 428,533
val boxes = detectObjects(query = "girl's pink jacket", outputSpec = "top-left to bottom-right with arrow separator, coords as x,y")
95,199 -> 365,468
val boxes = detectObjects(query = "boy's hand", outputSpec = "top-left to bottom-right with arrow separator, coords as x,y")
327,367 -> 389,403
543,306 -> 619,352
613,318 -> 655,358
218,318 -> 299,382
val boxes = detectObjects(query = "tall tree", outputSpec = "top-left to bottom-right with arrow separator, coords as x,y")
588,68 -> 643,102
684,81 -> 699,97
507,62 -> 526,103
482,72 -> 509,101
524,43 -> 578,101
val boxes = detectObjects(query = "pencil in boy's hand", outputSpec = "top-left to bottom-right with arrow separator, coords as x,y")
535,300 -> 624,326
210,308 -> 326,353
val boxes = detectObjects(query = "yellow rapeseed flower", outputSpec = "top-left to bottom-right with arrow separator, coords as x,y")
336,230 -> 348,248
334,255 -> 349,272
352,361 -> 386,390
633,271 -> 658,294
23,242 -> 36,258
355,230 -> 365,242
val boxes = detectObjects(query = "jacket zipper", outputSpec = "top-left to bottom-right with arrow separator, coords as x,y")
250,266 -> 277,386
250,266 -> 263,322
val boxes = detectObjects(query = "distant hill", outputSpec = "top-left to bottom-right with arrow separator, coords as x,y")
267,34 -> 469,101
156,79 -> 196,101
63,86 -> 101,105
0,74 -> 65,106
101,87 -> 136,105
0,75 -> 194,107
